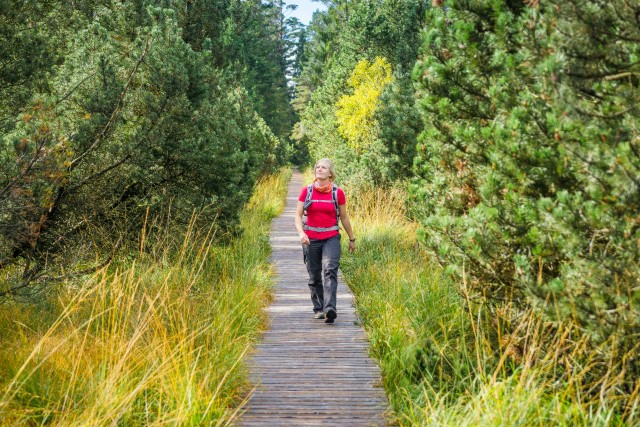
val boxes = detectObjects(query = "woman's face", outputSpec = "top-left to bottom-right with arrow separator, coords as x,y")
315,162 -> 331,180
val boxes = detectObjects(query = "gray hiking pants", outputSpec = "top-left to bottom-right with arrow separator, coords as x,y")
302,234 -> 341,314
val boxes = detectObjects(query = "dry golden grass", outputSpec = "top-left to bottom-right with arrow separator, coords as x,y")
0,168 -> 291,426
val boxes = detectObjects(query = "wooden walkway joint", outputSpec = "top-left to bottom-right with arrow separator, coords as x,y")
238,170 -> 389,426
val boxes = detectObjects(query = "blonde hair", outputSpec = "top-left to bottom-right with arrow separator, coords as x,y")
314,158 -> 337,181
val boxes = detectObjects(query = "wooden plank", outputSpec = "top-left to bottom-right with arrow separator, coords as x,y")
237,170 -> 390,426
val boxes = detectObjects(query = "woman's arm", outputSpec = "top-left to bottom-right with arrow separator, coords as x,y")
338,204 -> 356,253
295,201 -> 310,245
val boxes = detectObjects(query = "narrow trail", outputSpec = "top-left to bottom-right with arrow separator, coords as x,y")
238,170 -> 389,426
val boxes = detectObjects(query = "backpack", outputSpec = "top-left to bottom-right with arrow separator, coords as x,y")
302,184 -> 340,232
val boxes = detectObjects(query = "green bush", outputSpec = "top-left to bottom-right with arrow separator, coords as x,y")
411,0 -> 639,399
0,3 -> 285,297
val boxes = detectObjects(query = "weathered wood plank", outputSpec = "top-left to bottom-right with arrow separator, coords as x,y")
237,170 -> 389,426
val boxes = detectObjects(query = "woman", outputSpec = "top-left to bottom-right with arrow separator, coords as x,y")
295,158 -> 356,324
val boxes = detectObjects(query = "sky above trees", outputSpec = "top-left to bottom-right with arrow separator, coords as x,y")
285,0 -> 327,25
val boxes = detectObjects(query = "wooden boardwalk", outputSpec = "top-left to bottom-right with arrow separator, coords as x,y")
238,170 -> 389,426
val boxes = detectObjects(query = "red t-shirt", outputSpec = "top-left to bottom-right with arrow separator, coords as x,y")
298,185 -> 346,240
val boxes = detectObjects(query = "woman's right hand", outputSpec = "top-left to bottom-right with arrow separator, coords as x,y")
300,233 -> 310,245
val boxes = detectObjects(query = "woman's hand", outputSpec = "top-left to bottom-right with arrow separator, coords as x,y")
300,233 -> 310,245
295,201 -> 309,245
338,205 -> 356,254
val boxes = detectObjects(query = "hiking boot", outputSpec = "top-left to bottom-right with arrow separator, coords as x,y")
314,312 -> 325,319
325,309 -> 337,324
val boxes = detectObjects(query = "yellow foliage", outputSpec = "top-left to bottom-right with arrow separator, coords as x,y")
335,57 -> 393,153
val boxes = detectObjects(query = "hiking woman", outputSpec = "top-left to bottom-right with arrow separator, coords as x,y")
294,158 -> 356,324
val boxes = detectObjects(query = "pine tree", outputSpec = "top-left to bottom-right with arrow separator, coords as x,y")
294,0 -> 429,182
0,1 -> 288,298
412,0 -> 639,399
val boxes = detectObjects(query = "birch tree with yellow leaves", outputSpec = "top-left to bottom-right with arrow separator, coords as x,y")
336,57 -> 393,154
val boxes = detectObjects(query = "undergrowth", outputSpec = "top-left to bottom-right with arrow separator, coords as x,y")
341,183 -> 639,427
0,168 -> 291,426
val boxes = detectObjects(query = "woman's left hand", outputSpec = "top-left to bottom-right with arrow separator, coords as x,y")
348,240 -> 356,253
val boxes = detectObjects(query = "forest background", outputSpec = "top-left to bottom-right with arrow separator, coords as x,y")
1,0 -> 638,425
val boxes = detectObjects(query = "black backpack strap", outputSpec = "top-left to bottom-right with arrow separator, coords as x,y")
332,184 -> 340,226
303,184 -> 313,215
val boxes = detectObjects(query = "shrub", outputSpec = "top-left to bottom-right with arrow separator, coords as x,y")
411,0 -> 639,403
0,5 -> 282,298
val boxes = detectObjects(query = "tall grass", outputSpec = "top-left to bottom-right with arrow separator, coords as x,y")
340,183 -> 639,426
0,168 -> 291,426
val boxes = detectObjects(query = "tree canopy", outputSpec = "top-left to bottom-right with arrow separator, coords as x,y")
0,0 -> 296,298
293,0 -> 639,413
